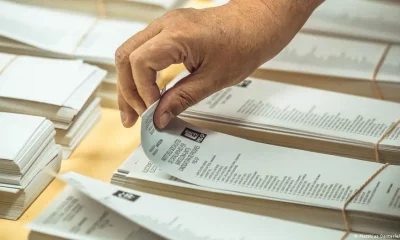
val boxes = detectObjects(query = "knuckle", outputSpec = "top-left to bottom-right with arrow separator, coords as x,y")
129,51 -> 145,66
176,88 -> 197,109
167,30 -> 185,41
164,9 -> 183,18
115,47 -> 129,66
120,87 -> 135,99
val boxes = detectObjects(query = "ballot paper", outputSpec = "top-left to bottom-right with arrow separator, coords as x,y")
0,112 -> 62,220
261,32 -> 400,83
138,100 -> 400,233
0,53 -> 105,157
0,1 -> 147,65
28,172 -> 365,240
255,33 -> 400,102
302,0 -> 400,44
167,72 -> 400,164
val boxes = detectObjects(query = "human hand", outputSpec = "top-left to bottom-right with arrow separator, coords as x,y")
115,0 -> 323,129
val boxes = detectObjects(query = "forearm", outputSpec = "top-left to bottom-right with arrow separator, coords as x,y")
228,0 -> 324,62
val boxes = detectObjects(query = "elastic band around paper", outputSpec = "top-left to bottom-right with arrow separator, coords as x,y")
370,44 -> 391,100
73,18 -> 100,55
0,55 -> 18,76
97,0 -> 107,18
374,120 -> 400,163
340,120 -> 399,239
340,163 -> 389,240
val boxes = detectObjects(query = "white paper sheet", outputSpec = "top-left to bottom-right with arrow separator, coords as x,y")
262,33 -> 387,81
172,74 -> 400,146
0,112 -> 45,161
378,45 -> 400,83
140,101 -> 400,217
28,172 -> 362,240
0,1 -> 96,54
303,0 -> 400,43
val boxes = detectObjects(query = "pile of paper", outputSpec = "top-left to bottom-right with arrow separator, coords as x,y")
28,172 -> 365,240
0,53 -> 106,158
302,0 -> 400,44
254,32 -> 400,102
110,103 -> 400,235
0,0 -> 148,108
11,0 -> 190,22
0,112 -> 62,220
111,145 -> 400,235
167,72 -> 400,164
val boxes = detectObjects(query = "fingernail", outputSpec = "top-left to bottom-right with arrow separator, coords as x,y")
120,111 -> 127,125
158,112 -> 172,129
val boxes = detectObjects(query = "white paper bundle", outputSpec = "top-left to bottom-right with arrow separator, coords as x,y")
0,1 -> 147,65
0,112 -> 62,220
112,144 -> 400,235
255,33 -> 400,102
0,53 -> 106,157
0,1 -> 149,108
168,72 -> 400,164
29,172 -> 367,239
302,0 -> 400,44
126,101 -> 400,235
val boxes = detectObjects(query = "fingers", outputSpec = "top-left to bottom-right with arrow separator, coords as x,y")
115,22 -> 162,125
154,71 -> 216,129
117,83 -> 138,128
129,32 -> 187,109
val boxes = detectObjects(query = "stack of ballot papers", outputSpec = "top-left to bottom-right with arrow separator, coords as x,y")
302,0 -> 400,44
0,112 -> 62,220
253,32 -> 400,102
28,172 -> 371,239
0,0 -> 148,108
112,102 -> 400,234
167,72 -> 400,164
0,53 -> 106,158
11,0 -> 190,22
96,65 -> 119,108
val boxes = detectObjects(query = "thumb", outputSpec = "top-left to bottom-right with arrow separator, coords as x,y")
154,71 -> 216,129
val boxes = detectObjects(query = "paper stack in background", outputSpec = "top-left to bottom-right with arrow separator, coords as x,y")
111,144 -> 400,234
111,103 -> 400,234
96,65 -> 119,108
28,172 -> 364,240
0,53 -> 106,158
253,32 -> 400,102
0,112 -> 61,220
0,0 -> 148,108
10,0 -> 190,22
168,72 -> 400,164
302,0 -> 400,44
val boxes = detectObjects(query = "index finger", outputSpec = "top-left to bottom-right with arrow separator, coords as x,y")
129,32 -> 187,108
115,22 -> 162,116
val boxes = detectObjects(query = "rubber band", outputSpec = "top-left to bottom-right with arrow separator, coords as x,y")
73,18 -> 100,55
340,163 -> 389,240
340,120 -> 399,239
374,120 -> 400,163
370,44 -> 391,100
97,0 -> 107,18
0,55 -> 18,76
